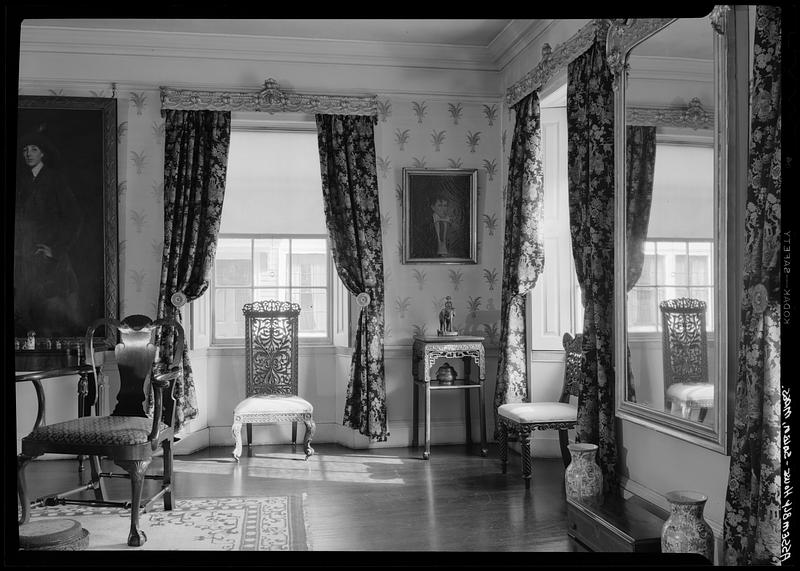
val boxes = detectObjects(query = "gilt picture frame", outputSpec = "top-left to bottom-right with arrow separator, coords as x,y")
15,96 -> 118,349
401,168 -> 478,264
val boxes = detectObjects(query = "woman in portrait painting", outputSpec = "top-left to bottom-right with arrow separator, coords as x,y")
14,126 -> 82,338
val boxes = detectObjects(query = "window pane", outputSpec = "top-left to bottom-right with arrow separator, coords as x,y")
690,287 -> 714,331
291,239 -> 328,288
639,249 -> 656,285
292,288 -> 328,337
215,239 -> 252,286
689,255 -> 709,285
214,288 -> 253,338
254,239 -> 291,287
630,287 -> 657,329
254,288 -> 290,304
659,241 -> 687,286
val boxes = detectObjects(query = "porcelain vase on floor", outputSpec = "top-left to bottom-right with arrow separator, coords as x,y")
661,490 -> 715,562
564,443 -> 603,499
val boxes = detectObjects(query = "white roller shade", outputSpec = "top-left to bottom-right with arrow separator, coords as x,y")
220,129 -> 326,234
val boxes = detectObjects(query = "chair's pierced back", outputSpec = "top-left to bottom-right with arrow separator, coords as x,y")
659,298 -> 708,386
243,300 -> 300,397
561,332 -> 584,403
86,315 -> 184,422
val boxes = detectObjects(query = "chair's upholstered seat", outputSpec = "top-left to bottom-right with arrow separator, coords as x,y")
23,416 -> 167,447
497,402 -> 578,424
667,382 -> 714,408
234,395 -> 313,416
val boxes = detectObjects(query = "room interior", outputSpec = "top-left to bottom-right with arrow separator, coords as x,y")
9,9 -> 785,564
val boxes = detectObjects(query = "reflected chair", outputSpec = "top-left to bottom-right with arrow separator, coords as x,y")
497,332 -> 583,489
232,300 -> 315,462
17,315 -> 184,547
659,298 -> 713,422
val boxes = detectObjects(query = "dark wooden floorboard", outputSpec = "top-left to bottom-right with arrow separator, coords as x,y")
18,443 -> 587,553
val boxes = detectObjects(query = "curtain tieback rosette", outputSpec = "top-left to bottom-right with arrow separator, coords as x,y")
171,291 -> 188,309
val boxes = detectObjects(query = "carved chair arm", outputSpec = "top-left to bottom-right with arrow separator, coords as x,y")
15,365 -> 95,433
148,366 -> 180,448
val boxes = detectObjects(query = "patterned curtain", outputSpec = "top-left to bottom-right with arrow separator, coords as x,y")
723,6 -> 782,565
567,34 -> 619,495
625,125 -> 657,402
316,114 -> 387,442
157,109 -> 231,435
493,92 -> 545,432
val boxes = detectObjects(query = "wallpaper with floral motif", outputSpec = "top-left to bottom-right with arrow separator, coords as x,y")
373,96 -> 503,345
17,87 -> 505,348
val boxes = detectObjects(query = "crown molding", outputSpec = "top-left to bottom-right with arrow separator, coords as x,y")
20,25 -> 500,72
628,55 -> 714,83
488,19 -> 553,71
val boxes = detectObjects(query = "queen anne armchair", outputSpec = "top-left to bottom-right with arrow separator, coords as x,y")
17,315 -> 184,547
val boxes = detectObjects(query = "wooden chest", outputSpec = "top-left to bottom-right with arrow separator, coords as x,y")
566,494 -> 667,553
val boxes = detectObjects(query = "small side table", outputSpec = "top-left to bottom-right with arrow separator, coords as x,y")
411,335 -> 487,460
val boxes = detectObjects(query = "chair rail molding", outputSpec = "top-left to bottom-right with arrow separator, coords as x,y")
505,19 -> 610,108
160,78 -> 379,116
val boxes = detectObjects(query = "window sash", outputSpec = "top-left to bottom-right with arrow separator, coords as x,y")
211,234 -> 332,344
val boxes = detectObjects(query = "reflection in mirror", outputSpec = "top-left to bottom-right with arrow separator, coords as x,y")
611,12 -> 732,451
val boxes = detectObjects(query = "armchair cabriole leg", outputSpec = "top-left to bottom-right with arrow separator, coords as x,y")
116,459 -> 151,547
292,422 -> 298,449
17,454 -> 35,525
303,418 -> 316,459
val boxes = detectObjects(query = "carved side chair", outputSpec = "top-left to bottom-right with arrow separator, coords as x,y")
232,300 -> 316,461
497,332 -> 583,490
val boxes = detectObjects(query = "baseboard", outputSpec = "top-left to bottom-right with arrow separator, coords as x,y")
174,427 -> 211,456
204,419 -> 564,456
620,476 -> 723,565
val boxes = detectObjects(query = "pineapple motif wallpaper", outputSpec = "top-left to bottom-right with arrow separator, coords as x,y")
17,87 -> 507,348
373,95 -> 504,346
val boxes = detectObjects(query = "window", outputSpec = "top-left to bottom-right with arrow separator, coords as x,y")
628,239 -> 714,333
210,124 -> 332,344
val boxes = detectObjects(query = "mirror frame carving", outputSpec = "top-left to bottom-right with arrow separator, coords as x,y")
608,7 -> 744,453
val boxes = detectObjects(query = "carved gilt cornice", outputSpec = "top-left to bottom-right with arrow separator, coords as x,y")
709,5 -> 732,35
505,19 -> 611,107
627,98 -> 713,130
160,78 -> 378,116
606,18 -> 677,81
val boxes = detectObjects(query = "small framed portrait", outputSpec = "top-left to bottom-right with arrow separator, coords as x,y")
401,168 -> 478,264
15,96 -> 118,348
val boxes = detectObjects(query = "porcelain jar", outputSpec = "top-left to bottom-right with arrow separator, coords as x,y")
564,443 -> 603,499
660,490 -> 714,562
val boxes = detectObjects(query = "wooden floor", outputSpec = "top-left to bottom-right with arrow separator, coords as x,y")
15,442 -> 598,563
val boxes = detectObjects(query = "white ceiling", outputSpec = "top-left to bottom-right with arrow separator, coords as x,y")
23,19 -> 516,47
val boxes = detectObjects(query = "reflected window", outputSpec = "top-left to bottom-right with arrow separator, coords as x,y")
629,240 -> 714,332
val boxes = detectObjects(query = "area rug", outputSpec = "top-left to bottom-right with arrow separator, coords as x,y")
24,495 -> 310,551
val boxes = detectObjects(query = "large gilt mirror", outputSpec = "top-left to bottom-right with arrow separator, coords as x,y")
609,8 -> 746,452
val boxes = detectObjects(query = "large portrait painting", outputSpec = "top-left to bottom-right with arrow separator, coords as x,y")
402,168 -> 478,264
15,96 -> 118,348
